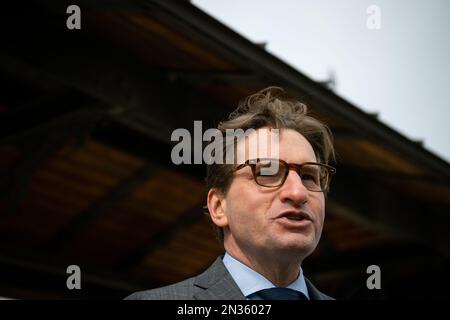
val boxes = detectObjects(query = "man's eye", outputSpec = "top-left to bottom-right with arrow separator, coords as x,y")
301,173 -> 316,181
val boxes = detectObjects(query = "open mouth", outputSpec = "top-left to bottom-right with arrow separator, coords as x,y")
286,216 -> 305,221
276,210 -> 312,227
278,210 -> 310,221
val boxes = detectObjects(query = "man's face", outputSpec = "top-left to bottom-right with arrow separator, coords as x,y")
218,128 -> 325,259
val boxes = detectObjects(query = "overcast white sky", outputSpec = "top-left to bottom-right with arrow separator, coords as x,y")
193,0 -> 450,163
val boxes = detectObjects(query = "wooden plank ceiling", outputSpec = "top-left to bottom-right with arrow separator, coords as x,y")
0,0 -> 449,299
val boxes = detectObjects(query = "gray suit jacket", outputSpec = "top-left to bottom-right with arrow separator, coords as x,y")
125,256 -> 333,300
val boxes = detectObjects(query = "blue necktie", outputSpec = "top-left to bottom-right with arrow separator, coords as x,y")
252,288 -> 308,300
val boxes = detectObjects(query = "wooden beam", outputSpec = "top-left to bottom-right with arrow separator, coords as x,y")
44,163 -> 159,252
166,71 -> 266,86
328,166 -> 450,257
0,53 -> 61,92
305,241 -> 439,281
117,203 -> 206,271
0,245 -> 145,299
0,106 -> 108,221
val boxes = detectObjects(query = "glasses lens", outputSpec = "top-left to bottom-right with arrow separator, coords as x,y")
251,160 -> 331,191
254,159 -> 286,187
299,164 -> 328,191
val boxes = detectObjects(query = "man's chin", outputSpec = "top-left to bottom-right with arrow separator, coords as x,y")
272,239 -> 317,257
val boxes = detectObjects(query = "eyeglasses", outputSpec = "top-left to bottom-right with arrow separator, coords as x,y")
234,158 -> 336,192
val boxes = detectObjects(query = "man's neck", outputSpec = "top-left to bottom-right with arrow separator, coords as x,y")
224,244 -> 303,287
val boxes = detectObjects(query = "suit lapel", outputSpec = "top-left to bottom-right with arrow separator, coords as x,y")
305,277 -> 332,300
193,257 -> 245,300
191,256 -> 332,300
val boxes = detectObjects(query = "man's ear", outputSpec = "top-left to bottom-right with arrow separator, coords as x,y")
207,188 -> 228,228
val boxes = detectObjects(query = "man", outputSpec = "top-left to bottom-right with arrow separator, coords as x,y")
126,87 -> 336,300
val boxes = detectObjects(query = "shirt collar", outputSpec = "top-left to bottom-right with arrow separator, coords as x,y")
222,252 -> 310,299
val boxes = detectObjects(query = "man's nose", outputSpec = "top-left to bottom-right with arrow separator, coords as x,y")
279,169 -> 309,205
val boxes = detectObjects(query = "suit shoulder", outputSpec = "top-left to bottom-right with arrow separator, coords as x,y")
318,292 -> 335,300
304,276 -> 335,300
124,277 -> 196,300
